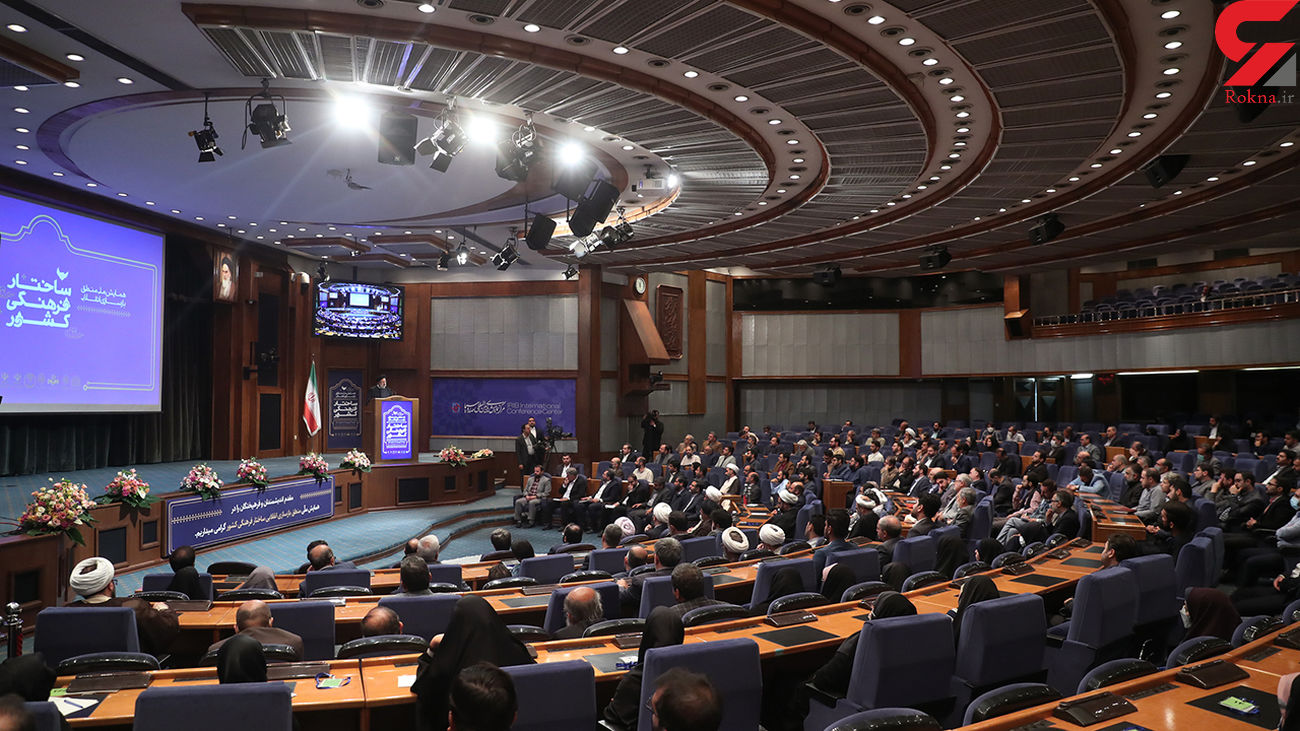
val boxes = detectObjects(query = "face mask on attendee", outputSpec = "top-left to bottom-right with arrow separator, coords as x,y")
1180,605 -> 1191,628
1291,495 -> 1299,511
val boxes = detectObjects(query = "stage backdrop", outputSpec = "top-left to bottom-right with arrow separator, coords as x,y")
431,378 -> 575,437
326,368 -> 363,451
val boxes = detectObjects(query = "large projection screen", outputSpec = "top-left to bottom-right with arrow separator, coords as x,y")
0,192 -> 164,413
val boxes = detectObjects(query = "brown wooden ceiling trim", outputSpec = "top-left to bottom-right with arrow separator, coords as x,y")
1034,302 -> 1300,338
177,4 -> 817,248
0,35 -> 79,83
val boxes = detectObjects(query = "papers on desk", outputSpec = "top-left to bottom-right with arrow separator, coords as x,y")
398,674 -> 417,688
52,695 -> 103,718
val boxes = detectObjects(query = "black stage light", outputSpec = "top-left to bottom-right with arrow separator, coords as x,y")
243,79 -> 290,149
919,245 -> 951,271
495,114 -> 542,182
563,264 -> 578,280
525,213 -> 556,251
436,252 -> 450,270
813,264 -> 841,287
189,94 -> 221,163
455,242 -> 470,266
415,106 -> 466,172
1140,154 -> 1190,189
491,245 -> 519,271
1028,213 -> 1065,245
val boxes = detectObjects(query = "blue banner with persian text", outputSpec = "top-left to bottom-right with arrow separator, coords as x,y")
166,475 -> 335,553
326,368 -> 363,450
431,377 -> 575,437
379,399 -> 415,461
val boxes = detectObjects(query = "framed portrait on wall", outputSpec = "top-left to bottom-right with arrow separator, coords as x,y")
214,250 -> 237,302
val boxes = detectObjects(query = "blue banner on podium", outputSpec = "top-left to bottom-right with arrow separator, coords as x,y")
380,399 -> 416,461
166,475 -> 335,552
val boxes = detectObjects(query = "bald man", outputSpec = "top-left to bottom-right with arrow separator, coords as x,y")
361,606 -> 403,637
206,600 -> 304,660
555,586 -> 603,639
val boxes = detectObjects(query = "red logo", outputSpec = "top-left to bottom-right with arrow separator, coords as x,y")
1216,1 -> 1298,86
451,403 -> 461,413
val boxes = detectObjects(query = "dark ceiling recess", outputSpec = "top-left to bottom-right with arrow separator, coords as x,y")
732,272 -> 1003,311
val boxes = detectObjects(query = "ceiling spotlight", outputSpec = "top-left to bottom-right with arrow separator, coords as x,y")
559,141 -> 585,166
524,23 -> 541,32
464,114 -> 500,144
189,93 -> 222,163
563,264 -> 578,279
813,264 -> 841,287
436,252 -> 450,270
495,113 -> 543,181
597,210 -> 634,249
666,173 -> 680,187
1028,212 -> 1065,244
244,78 -> 290,149
455,242 -> 470,266
919,245 -> 951,271
491,244 -> 520,271
415,104 -> 466,172
417,2 -> 435,12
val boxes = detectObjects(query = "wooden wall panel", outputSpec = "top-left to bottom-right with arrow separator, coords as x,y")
687,271 -> 707,414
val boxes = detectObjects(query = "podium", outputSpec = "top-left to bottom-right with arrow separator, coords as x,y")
373,397 -> 420,463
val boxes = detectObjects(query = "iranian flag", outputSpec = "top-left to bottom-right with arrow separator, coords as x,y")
303,362 -> 321,436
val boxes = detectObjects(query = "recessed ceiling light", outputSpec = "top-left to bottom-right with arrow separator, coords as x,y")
116,77 -> 133,84
955,111 -> 969,118
940,164 -> 951,170
886,201 -> 896,206
1127,131 -> 1142,137
867,15 -> 885,24
523,23 -> 540,32
1206,176 -> 1219,181
13,107 -> 28,114
973,216 -> 981,221
954,141 -> 966,147
1046,188 -> 1056,193
1021,198 -> 1031,203
1164,41 -> 1182,50
792,157 -> 804,163
621,144 -> 634,150
917,185 -> 927,190
14,127 -> 28,133
417,3 -> 435,12
1282,141 -> 1294,147
1243,160 -> 1256,166
63,81 -> 79,88
733,212 -> 742,216
922,58 -> 938,66
929,176 -> 940,181
1090,162 -> 1102,168
768,119 -> 782,125
1161,9 -> 1180,19
1110,148 -> 1122,154
145,201 -> 155,205
298,227 -> 307,232
777,189 -> 786,193
171,208 -> 181,213
999,207 -> 1007,212
85,182 -> 97,187
613,46 -> 629,55
949,95 -> 964,102
734,95 -> 749,102
898,37 -> 915,46
256,235 -> 264,240
195,216 -> 204,221
956,127 -> 969,133
227,215 -> 236,220
1068,176 -> 1080,182
1174,190 -> 1183,195
683,71 -> 698,78
6,24 -> 26,33
13,85 -> 27,92
1143,113 -> 1157,119
758,201 -> 767,205
939,77 -> 953,85
15,144 -> 27,150
583,125 -> 595,132
1156,91 -> 1172,99
789,174 -> 800,179
13,159 -> 25,165
50,171 -> 62,176
1163,67 -> 1180,75
786,139 -> 799,145
870,209 -> 879,213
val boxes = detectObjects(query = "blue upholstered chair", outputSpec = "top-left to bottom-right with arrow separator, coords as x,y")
639,575 -> 713,618
268,601 -> 335,661
519,554 -> 574,585
747,558 -> 816,611
637,638 -> 761,731
134,683 -> 293,731
1044,566 -> 1139,694
679,535 -> 720,563
141,572 -> 215,601
300,568 -> 371,597
587,547 -> 628,575
950,593 -> 1047,725
824,548 -> 881,586
34,607 -> 139,668
892,535 -> 936,573
1174,537 -> 1216,601
504,660 -> 597,731
961,683 -> 1060,726
377,594 -> 460,641
542,582 -> 620,633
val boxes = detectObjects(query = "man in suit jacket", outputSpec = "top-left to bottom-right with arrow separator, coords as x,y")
1045,489 -> 1081,540
206,600 -> 304,660
812,509 -> 853,577
584,472 -> 624,533
1101,426 -> 1123,448
368,375 -> 393,401
907,493 -> 941,537
551,468 -> 589,530
515,417 -> 543,473
616,537 -> 682,614
640,410 -> 664,460
297,543 -> 360,596
514,465 -> 550,528
875,516 -> 904,564
1077,434 -> 1103,465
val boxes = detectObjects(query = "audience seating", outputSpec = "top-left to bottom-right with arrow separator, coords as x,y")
892,535 -> 936,573
503,660 -> 597,731
841,581 -> 891,603
1045,567 -> 1139,694
133,590 -> 192,603
483,576 -> 538,590
377,594 -> 459,642
141,572 -> 215,601
900,571 -> 948,592
1174,537 -> 1216,600
767,592 -> 829,615
950,594 -> 1047,724
561,569 -> 613,583
337,634 -> 428,659
824,548 -> 881,586
779,540 -> 813,555
309,586 -> 372,598
34,607 -> 139,668
133,682 -> 293,731
954,561 -> 990,578
586,547 -> 629,575
206,561 -> 259,575
200,643 -> 298,665
217,587 -> 283,601
56,651 -> 159,676
639,575 -> 715,618
300,568 -> 371,597
962,683 -> 1061,726
519,554 -> 574,585
268,601 -> 335,662
427,564 -> 464,587
23,702 -> 61,731
542,582 -> 620,634
748,558 -> 816,611
679,535 -> 721,563
507,625 -> 553,643
1232,615 -> 1285,647
1165,636 -> 1231,667
638,638 -> 762,731
682,604 -> 751,627
1119,554 -> 1179,658
804,614 -> 956,731
827,708 -> 943,731
583,618 -> 644,638
1076,658 -> 1158,693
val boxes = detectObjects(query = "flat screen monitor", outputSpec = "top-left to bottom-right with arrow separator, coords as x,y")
314,281 -> 403,340
0,192 -> 164,413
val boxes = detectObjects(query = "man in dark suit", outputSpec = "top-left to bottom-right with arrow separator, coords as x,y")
67,556 -> 179,658
812,509 -> 853,577
297,543 -> 359,596
875,516 -> 903,564
206,600 -> 305,660
908,493 -> 941,536
1023,450 -> 1050,485
616,536 -> 682,614
368,375 -> 393,400
584,471 -> 625,532
641,410 -> 664,460
515,417 -> 543,474
550,467 -> 589,530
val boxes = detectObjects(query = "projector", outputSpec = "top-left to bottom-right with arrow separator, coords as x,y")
637,178 -> 668,192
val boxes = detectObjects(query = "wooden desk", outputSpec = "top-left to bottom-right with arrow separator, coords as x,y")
822,480 -> 855,512
63,660 -> 366,729
1081,495 -> 1150,544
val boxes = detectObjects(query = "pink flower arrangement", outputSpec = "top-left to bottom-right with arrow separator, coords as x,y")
101,469 -> 156,509
181,463 -> 224,501
438,445 -> 467,467
299,453 -> 329,481
236,458 -> 270,488
16,478 -> 97,545
471,448 -> 494,459
341,449 -> 371,474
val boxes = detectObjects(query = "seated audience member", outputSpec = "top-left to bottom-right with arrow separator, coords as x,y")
235,565 -> 279,592
166,544 -> 206,600
216,634 -> 267,684
412,596 -> 534,731
1069,465 -> 1108,494
620,544 -> 651,577
1277,673 -> 1300,731
303,539 -> 357,570
0,654 -> 56,704
721,527 -> 749,563
362,605 -> 404,637
645,502 -> 674,539
649,667 -> 722,731
206,600 -> 304,660
393,538 -> 422,568
939,487 -> 977,537
1142,500 -> 1195,557
549,523 -> 585,554
935,534 -> 970,578
751,567 -> 806,616
394,554 -> 435,596
604,607 -> 685,728
508,540 -> 535,577
875,515 -> 904,564
481,529 -> 513,561
765,489 -> 800,537
1099,533 -> 1140,569
449,662 -> 518,731
805,514 -> 827,548
68,556 -> 179,657
666,510 -> 690,538
1015,488 -> 1080,545
1183,588 -> 1240,642
950,575 -> 1000,645
669,564 -> 727,617
812,509 -> 852,576
585,471 -> 624,532
552,468 -> 589,530
848,490 -> 882,540
996,480 -> 1056,546
617,537 -> 683,613
742,524 -> 786,560
555,586 -> 603,639
514,466 -> 550,529
907,493 -> 941,536
297,543 -> 359,595
599,522 -> 625,551
418,535 -> 441,564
